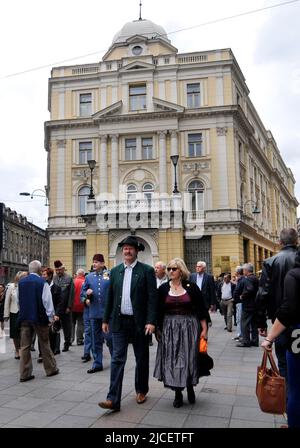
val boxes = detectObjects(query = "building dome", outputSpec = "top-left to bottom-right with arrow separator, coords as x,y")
112,19 -> 170,45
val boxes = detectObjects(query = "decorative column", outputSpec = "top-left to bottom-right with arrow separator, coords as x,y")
216,127 -> 229,208
158,131 -> 167,194
170,131 -> 179,192
56,139 -> 66,215
99,134 -> 108,194
110,134 -> 119,199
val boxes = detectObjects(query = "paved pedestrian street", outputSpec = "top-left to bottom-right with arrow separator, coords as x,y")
0,313 -> 286,428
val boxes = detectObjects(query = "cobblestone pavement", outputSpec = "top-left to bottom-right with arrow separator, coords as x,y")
0,313 -> 286,428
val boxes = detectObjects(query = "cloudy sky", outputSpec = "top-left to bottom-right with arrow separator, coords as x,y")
0,0 -> 299,228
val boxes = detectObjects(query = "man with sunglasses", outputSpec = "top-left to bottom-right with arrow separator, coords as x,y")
99,235 -> 158,412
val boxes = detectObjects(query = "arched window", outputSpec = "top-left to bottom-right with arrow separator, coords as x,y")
78,186 -> 90,215
188,180 -> 204,211
142,183 -> 154,205
126,183 -> 138,208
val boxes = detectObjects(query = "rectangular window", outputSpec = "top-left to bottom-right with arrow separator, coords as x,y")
142,137 -> 153,159
79,141 -> 92,164
188,133 -> 202,157
129,84 -> 146,111
187,83 -> 200,108
73,240 -> 86,273
79,93 -> 92,116
125,138 -> 137,161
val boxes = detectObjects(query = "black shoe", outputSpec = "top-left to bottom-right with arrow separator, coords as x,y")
250,341 -> 259,347
53,350 -> 61,355
47,369 -> 59,377
173,391 -> 183,408
236,342 -> 251,347
20,375 -> 35,382
30,346 -> 36,352
87,367 -> 103,374
187,386 -> 195,404
62,346 -> 69,352
37,357 -> 43,363
77,342 -> 84,346
82,357 -> 91,363
81,354 -> 91,361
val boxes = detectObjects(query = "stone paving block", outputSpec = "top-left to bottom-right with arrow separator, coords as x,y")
229,419 -> 275,428
57,390 -> 94,402
183,414 -> 229,428
34,399 -> 78,414
66,401 -> 107,418
235,385 -> 255,396
152,397 -> 192,414
192,402 -> 232,418
11,410 -> 58,427
0,407 -> 24,424
91,419 -> 136,428
197,392 -> 236,405
45,414 -> 96,428
3,396 -> 47,411
232,405 -> 275,422
234,394 -> 260,407
140,410 -> 188,428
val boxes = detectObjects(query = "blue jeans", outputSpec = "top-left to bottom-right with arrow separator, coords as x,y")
286,324 -> 300,428
107,316 -> 149,408
275,330 -> 289,379
90,318 -> 113,369
83,307 -> 92,358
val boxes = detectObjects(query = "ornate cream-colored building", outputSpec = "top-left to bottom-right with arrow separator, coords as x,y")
45,17 -> 298,275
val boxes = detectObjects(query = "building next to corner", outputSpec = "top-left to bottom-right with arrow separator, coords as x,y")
44,17 -> 298,276
0,203 -> 49,284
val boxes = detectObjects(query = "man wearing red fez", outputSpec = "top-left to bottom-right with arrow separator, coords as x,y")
80,254 -> 112,373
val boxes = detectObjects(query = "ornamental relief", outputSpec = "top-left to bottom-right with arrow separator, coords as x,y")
183,161 -> 210,174
72,168 -> 98,180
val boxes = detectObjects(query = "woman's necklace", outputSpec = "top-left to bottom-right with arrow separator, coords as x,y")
171,281 -> 182,292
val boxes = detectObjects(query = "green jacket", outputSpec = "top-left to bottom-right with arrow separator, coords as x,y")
103,261 -> 158,334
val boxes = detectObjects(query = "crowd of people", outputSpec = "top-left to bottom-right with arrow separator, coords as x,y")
0,228 -> 299,427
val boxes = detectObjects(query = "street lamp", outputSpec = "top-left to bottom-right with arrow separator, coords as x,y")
243,199 -> 260,214
87,159 -> 96,199
170,155 -> 179,194
19,188 -> 49,206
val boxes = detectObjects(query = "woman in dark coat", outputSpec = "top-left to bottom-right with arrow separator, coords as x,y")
154,258 -> 208,408
261,249 -> 300,428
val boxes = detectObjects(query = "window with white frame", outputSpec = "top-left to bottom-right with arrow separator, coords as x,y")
79,141 -> 92,164
188,180 -> 204,212
79,93 -> 92,116
129,84 -> 146,111
78,186 -> 90,215
143,183 -> 154,205
126,184 -> 137,208
142,137 -> 153,159
125,138 -> 137,161
187,83 -> 200,108
73,240 -> 86,273
188,133 -> 202,157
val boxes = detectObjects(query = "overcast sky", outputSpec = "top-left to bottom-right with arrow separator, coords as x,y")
0,0 -> 299,228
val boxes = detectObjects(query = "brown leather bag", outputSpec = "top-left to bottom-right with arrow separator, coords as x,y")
256,349 -> 286,415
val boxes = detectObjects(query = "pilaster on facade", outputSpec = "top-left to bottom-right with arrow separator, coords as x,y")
110,134 -> 119,199
158,130 -> 168,194
99,134 -> 108,194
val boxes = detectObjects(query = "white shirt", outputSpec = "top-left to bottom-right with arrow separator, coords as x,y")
196,273 -> 204,290
121,259 -> 138,315
156,275 -> 168,288
221,282 -> 232,300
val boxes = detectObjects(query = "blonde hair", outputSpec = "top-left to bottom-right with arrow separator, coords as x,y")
15,271 -> 28,284
167,257 -> 190,281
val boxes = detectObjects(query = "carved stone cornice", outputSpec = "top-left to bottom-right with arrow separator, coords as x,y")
110,134 -> 119,142
157,130 -> 168,138
99,134 -> 108,143
216,127 -> 228,136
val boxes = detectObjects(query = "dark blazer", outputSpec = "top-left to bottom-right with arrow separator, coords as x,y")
157,280 -> 209,330
190,272 -> 217,309
103,261 -> 158,334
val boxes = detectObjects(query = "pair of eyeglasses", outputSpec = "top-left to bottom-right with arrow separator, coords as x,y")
167,267 -> 178,272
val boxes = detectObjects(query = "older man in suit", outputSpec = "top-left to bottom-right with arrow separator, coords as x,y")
190,261 -> 217,324
99,236 -> 158,412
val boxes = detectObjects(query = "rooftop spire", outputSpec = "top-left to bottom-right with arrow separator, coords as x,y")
139,0 -> 142,20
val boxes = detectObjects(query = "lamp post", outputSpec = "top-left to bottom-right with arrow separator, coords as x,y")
19,187 -> 49,206
243,199 -> 260,215
170,155 -> 179,194
87,159 -> 96,199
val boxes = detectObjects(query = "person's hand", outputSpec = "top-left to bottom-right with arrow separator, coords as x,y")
258,328 -> 267,337
85,298 -> 90,306
200,329 -> 208,340
145,324 -> 155,336
209,305 -> 216,313
54,315 -> 60,321
87,288 -> 93,296
261,338 -> 273,351
155,328 -> 162,342
102,322 -> 109,333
